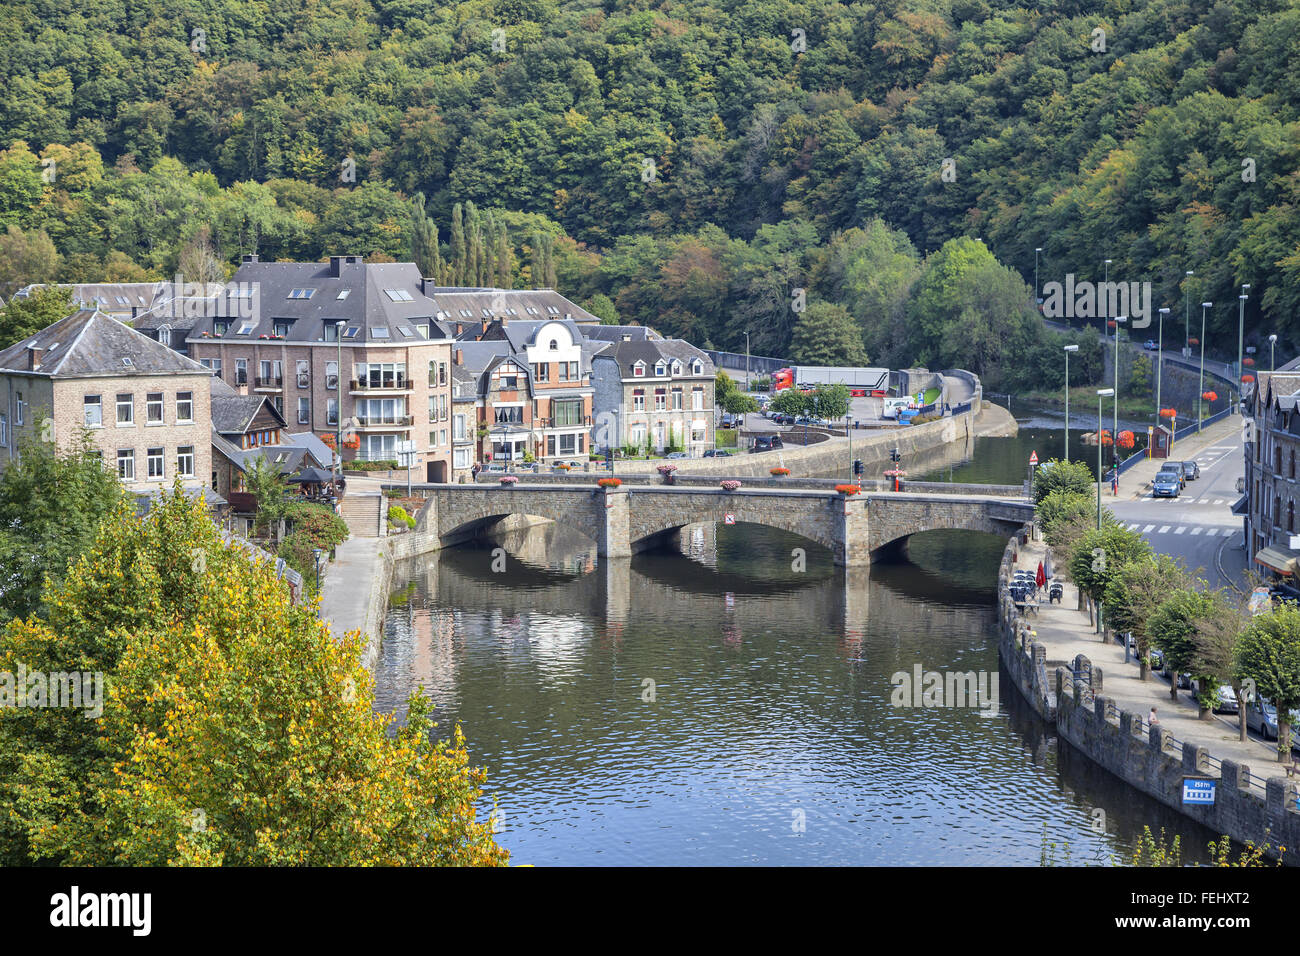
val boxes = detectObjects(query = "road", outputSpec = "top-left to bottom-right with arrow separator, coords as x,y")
1107,417 -> 1249,592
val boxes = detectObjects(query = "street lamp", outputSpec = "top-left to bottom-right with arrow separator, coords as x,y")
1097,388 -> 1115,530
1270,334 -> 1278,374
1238,285 -> 1250,413
1198,301 -> 1212,431
312,547 -> 324,593
1063,344 -> 1078,461
1184,270 -> 1194,353
1113,314 -> 1127,474
744,330 -> 751,431
1156,307 -> 1170,422
1035,247 -> 1043,305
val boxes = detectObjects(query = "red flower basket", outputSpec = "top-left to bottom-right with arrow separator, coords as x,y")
770,467 -> 790,476
835,484 -> 861,495
1244,357 -> 1255,367
598,477 -> 622,488
1201,390 -> 1218,402
1189,337 -> 1200,346
1118,430 -> 1135,449
1159,407 -> 1177,419
1242,374 -> 1256,384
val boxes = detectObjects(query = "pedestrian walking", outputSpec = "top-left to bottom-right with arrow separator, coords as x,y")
1148,707 -> 1159,727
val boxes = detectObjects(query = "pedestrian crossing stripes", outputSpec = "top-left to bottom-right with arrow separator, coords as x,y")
1125,522 -> 1237,537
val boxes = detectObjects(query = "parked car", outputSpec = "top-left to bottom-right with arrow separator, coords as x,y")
1143,339 -> 1159,350
1156,463 -> 1186,487
751,435 -> 783,452
1180,460 -> 1201,480
1148,648 -> 1164,671
485,462 -> 507,474
1204,683 -> 1240,714
1152,470 -> 1181,498
665,452 -> 689,460
1246,699 -> 1279,740
703,449 -> 731,458
719,413 -> 738,429
775,414 -> 796,426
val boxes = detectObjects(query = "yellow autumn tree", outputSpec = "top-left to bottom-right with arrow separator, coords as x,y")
0,484 -> 507,866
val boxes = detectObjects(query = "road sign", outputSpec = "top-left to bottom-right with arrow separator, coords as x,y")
724,513 -> 735,525
1029,450 -> 1039,466
1182,778 -> 1216,805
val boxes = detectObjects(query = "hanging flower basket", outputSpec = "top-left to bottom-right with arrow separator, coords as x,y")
1189,337 -> 1200,345
656,464 -> 678,475
1242,374 -> 1256,384
770,467 -> 790,476
1244,357 -> 1255,367
835,484 -> 861,495
1202,390 -> 1218,402
1098,429 -> 1113,446
499,475 -> 518,485
1159,407 -> 1177,419
1106,320 -> 1117,329
720,480 -> 742,491
598,477 -> 622,488
1118,430 -> 1135,449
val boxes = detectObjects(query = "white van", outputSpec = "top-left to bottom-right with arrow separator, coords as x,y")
882,397 -> 916,419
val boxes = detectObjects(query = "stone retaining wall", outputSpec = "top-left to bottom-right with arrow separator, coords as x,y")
996,528 -> 1300,861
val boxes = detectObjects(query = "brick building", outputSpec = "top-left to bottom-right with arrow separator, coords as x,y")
0,309 -> 213,495
1244,370 -> 1300,581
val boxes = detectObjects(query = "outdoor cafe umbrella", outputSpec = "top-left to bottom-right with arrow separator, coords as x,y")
1036,561 -> 1046,589
289,465 -> 335,485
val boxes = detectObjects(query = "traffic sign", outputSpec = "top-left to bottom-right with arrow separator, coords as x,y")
724,513 -> 735,525
1182,778 -> 1216,805
1029,450 -> 1039,466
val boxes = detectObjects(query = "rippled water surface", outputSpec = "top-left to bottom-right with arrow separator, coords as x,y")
376,507 -> 1214,865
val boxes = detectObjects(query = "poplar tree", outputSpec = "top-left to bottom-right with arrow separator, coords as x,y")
449,203 -> 466,285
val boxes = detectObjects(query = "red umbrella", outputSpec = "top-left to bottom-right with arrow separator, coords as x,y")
1036,561 -> 1046,588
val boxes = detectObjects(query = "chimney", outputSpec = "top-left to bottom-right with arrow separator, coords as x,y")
480,317 -> 488,335
329,255 -> 346,278
455,348 -> 463,366
241,254 -> 259,263
27,346 -> 43,371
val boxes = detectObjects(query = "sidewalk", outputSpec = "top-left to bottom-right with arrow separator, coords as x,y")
318,535 -> 383,645
1014,535 -> 1286,785
1116,414 -> 1242,499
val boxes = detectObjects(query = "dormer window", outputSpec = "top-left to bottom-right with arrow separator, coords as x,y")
633,361 -> 646,377
273,321 -> 291,337
691,360 -> 703,375
654,362 -> 666,376
214,321 -> 229,336
237,321 -> 256,335
671,361 -> 682,376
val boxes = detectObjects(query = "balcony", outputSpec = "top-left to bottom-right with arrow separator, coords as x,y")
539,415 -> 592,429
355,414 -> 414,429
350,378 -> 411,394
254,375 -> 283,391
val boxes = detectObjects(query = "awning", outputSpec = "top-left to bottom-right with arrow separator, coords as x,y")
1231,495 -> 1249,515
1254,546 -> 1300,576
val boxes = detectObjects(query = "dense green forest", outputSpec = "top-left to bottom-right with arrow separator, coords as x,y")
0,0 -> 1296,389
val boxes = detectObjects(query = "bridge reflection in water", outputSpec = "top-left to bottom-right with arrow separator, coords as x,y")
375,519 -> 1219,866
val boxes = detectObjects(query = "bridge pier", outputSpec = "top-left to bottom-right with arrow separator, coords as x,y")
599,488 -> 632,560
834,496 -> 872,568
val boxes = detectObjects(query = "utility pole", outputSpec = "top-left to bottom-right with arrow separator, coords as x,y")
1157,307 -> 1169,423
1184,270 -> 1193,353
1238,285 -> 1250,414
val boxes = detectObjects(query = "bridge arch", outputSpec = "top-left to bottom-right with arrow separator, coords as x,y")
625,490 -> 843,554
427,487 -> 606,549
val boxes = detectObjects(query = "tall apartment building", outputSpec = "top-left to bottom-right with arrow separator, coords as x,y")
0,309 -> 213,495
186,255 -> 459,481
1244,370 -> 1300,582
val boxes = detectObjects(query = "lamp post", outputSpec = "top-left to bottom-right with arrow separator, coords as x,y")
1035,247 -> 1043,305
1156,307 -> 1169,422
1184,270 -> 1193,353
1063,344 -> 1078,462
1103,259 -> 1112,329
1097,388 -> 1115,530
1113,314 -> 1127,474
312,547 -> 323,593
1198,301 -> 1211,431
1238,285 -> 1250,413
744,330 -> 751,431
1270,334 -> 1278,374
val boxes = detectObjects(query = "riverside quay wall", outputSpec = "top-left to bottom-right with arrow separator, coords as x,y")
997,528 -> 1300,861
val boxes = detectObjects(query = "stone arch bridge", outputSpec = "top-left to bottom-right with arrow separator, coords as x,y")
417,484 -> 1034,567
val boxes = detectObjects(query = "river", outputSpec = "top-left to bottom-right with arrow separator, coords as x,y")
374,408 -> 1217,865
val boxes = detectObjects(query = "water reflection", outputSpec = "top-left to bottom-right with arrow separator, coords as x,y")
376,518 -> 1217,866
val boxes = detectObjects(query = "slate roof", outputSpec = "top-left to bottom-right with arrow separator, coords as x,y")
210,392 -> 285,435
590,337 -> 714,379
582,324 -> 662,343
431,288 -> 599,328
0,309 -> 210,378
281,432 -> 336,468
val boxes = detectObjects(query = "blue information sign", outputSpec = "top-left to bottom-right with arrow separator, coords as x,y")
1183,778 -> 1216,805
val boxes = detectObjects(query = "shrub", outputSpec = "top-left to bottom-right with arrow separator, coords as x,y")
283,502 -> 350,552
720,480 -> 742,491
346,460 -> 399,472
598,477 -> 622,488
387,505 -> 416,529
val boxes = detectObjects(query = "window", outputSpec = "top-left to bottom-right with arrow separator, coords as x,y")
454,447 -> 470,469
177,445 -> 195,478
671,361 -> 682,376
176,391 -> 193,423
237,321 -> 256,335
158,325 -> 172,347
654,388 -> 666,411
117,449 -> 135,481
429,431 -> 437,446
0,414 -> 7,445
235,359 -> 248,385
672,387 -> 683,410
117,393 -> 134,425
287,288 -> 316,299
654,362 -> 666,376
546,434 -> 556,457
692,386 -> 704,411
15,392 -> 24,425
272,321 -> 291,337
147,447 -> 164,480
297,360 -> 309,388
325,361 -> 338,390
324,322 -> 342,342
356,363 -> 406,389
344,326 -> 361,339
439,362 -> 447,386
382,289 -> 413,302
633,389 -> 645,412
692,360 -> 703,375
298,397 -> 310,424
370,327 -> 390,339
417,325 -> 429,339
554,400 -> 583,427
214,321 -> 229,336
549,339 -> 559,350
336,289 -> 351,300
326,399 -> 338,426
146,393 -> 164,424
84,395 -> 103,427
559,433 -> 578,455
494,406 -> 524,424
691,424 -> 706,444
534,362 -> 549,383
453,414 -> 466,441
633,362 -> 645,377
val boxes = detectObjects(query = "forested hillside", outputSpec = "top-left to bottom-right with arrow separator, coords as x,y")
0,0 -> 1296,387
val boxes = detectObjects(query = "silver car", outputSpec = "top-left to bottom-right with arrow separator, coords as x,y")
1246,699 -> 1279,740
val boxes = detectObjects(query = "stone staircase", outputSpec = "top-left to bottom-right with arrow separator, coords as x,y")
339,492 -> 385,538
